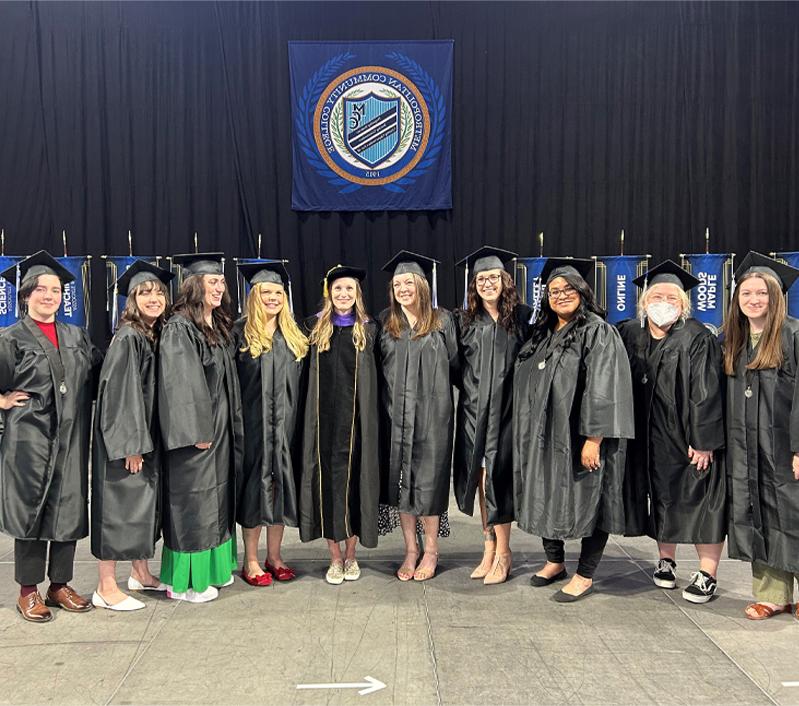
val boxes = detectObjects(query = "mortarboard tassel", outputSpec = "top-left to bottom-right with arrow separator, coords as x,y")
288,279 -> 295,315
14,263 -> 20,318
640,272 -> 648,328
462,265 -> 469,309
432,262 -> 438,309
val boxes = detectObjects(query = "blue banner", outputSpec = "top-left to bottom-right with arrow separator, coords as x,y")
515,257 -> 547,314
104,256 -> 162,331
56,256 -> 91,329
774,251 -> 799,318
0,256 -> 23,327
289,41 -> 453,211
593,255 -> 650,324
234,258 -> 286,313
681,253 -> 732,334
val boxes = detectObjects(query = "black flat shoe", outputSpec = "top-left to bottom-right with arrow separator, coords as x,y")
529,568 -> 568,587
553,585 -> 594,603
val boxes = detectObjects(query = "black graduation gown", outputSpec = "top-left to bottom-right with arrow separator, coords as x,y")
453,305 -> 533,525
158,314 -> 243,553
0,317 -> 101,542
91,325 -> 161,560
378,309 -> 458,516
726,317 -> 799,573
233,319 -> 305,528
513,313 -> 635,539
299,318 -> 380,547
618,318 -> 726,543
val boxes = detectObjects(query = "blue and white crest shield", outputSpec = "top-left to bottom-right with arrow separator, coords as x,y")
344,93 -> 400,168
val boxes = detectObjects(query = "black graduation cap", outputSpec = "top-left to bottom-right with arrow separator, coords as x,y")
322,264 -> 366,298
540,257 -> 594,285
455,246 -> 517,275
734,251 -> 799,293
633,259 -> 700,292
0,250 -> 74,286
170,252 -> 225,277
237,260 -> 291,289
113,260 -> 174,297
382,250 -> 440,308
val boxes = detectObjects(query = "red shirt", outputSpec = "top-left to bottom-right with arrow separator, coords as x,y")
33,320 -> 59,349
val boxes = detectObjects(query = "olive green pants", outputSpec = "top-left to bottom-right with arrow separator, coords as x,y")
752,562 -> 799,605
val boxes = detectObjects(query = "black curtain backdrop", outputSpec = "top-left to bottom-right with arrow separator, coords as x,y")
1,1 -> 798,341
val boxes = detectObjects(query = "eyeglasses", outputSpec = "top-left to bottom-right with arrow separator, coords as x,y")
547,284 -> 577,300
475,274 -> 501,287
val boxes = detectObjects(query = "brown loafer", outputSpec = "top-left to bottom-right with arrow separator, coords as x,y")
45,585 -> 93,613
17,592 -> 54,623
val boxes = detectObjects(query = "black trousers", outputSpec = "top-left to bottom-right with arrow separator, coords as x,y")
542,528 -> 609,579
14,539 -> 77,586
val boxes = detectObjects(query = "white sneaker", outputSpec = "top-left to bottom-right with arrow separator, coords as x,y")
92,591 -> 146,611
326,561 -> 345,585
167,585 -> 219,603
344,559 -> 361,581
216,575 -> 235,588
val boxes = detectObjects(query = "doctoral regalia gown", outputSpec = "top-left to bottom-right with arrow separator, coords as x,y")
377,309 -> 458,517
513,312 -> 635,539
158,314 -> 243,553
453,305 -> 533,525
0,317 -> 100,542
300,316 -> 380,547
726,317 -> 799,574
618,317 -> 726,542
91,325 -> 161,560
233,319 -> 304,528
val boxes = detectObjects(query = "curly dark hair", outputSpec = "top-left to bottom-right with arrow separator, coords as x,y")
461,270 -> 520,332
118,279 -> 171,342
172,275 -> 233,345
531,271 -> 605,344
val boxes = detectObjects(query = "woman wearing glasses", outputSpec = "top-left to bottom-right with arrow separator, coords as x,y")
513,258 -> 634,601
453,247 -> 532,585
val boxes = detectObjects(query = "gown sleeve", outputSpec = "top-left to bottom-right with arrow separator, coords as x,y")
0,334 -> 19,391
579,321 -> 635,440
790,328 -> 799,454
98,331 -> 154,461
688,331 -> 725,452
158,321 -> 214,451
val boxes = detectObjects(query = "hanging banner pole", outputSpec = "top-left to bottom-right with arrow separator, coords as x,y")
62,229 -> 68,257
128,229 -> 133,256
538,231 -> 544,258
620,229 -> 625,256
257,233 -> 262,259
1,229 -> 5,257
194,232 -> 199,253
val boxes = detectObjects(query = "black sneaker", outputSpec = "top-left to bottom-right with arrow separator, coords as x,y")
682,570 -> 717,604
653,558 -> 677,589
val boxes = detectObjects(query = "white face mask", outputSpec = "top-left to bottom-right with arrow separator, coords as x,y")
646,301 -> 681,328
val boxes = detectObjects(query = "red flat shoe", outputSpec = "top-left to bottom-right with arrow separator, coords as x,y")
241,569 -> 273,587
264,561 -> 296,582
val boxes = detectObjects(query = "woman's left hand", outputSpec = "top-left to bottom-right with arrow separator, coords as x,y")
581,438 -> 602,472
125,455 -> 144,474
793,453 -> 799,481
688,447 -> 713,472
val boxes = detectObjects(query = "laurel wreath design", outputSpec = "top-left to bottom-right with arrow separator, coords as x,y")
295,51 -> 447,196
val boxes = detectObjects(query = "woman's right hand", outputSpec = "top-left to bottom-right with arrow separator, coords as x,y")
125,455 -> 144,473
0,390 -> 29,410
195,442 -> 212,450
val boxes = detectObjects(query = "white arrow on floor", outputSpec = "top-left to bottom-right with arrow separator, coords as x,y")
296,675 -> 386,696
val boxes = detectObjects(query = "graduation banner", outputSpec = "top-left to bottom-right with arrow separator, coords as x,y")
0,255 -> 23,327
593,255 -> 651,324
680,253 -> 734,334
55,256 -> 91,328
290,40 -> 453,211
103,255 -> 162,330
514,257 -> 547,314
773,251 -> 799,317
234,257 -> 291,313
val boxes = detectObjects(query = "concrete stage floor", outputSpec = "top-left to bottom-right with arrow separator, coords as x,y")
1,497 -> 797,706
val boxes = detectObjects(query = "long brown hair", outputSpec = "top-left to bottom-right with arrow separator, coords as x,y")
309,280 -> 370,352
462,270 -> 520,332
723,271 -> 786,375
172,275 -> 234,345
383,272 -> 442,339
241,282 -> 308,361
119,279 -> 171,342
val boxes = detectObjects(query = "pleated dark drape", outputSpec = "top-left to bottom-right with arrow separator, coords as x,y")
1,1 -> 797,341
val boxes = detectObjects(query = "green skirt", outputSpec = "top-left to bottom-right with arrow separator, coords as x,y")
160,538 -> 238,593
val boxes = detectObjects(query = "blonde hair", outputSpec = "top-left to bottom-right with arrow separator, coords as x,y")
384,272 -> 441,340
636,282 -> 692,321
723,271 -> 786,375
241,282 -> 308,361
308,279 -> 370,352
